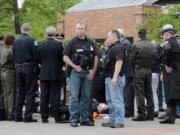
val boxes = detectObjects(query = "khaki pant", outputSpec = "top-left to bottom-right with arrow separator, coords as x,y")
1,69 -> 15,119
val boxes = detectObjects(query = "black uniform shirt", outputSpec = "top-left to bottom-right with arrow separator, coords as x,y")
103,41 -> 125,77
64,36 -> 97,58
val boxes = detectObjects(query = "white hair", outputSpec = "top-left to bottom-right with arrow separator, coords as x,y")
117,29 -> 125,37
46,26 -> 56,37
21,23 -> 31,32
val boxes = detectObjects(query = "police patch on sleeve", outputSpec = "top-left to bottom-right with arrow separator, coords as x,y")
34,41 -> 38,46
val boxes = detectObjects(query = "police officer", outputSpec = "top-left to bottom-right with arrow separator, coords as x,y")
130,29 -> 155,121
14,23 -> 38,122
93,42 -> 108,103
38,26 -> 64,123
117,29 -> 134,118
159,24 -> 180,124
0,35 -> 15,120
63,22 -> 98,127
101,30 -> 126,128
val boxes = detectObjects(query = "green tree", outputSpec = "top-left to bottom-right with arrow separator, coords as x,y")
0,0 -> 81,40
139,4 -> 180,41
0,0 -> 20,34
19,0 -> 81,40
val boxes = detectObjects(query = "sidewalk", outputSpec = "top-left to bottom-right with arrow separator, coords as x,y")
0,113 -> 180,135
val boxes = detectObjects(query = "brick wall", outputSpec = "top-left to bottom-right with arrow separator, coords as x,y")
64,5 -> 159,42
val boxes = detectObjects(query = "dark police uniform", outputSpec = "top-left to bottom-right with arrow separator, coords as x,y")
38,38 -> 64,123
93,47 -> 107,103
64,36 -> 97,125
14,33 -> 38,122
129,39 -> 155,120
120,38 -> 135,117
160,37 -> 180,124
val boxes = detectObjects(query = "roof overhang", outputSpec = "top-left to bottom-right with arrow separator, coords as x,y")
154,0 -> 180,5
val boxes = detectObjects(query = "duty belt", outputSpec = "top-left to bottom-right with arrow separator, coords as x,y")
15,62 -> 35,68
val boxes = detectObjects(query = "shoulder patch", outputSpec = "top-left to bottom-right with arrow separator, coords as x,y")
34,41 -> 38,46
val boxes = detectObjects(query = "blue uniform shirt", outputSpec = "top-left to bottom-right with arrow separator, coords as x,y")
14,33 -> 38,64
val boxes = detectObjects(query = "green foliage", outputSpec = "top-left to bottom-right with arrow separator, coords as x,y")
0,0 -> 81,40
0,0 -> 14,35
139,4 -> 180,41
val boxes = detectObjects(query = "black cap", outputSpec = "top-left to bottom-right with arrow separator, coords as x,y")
138,29 -> 146,35
138,29 -> 146,39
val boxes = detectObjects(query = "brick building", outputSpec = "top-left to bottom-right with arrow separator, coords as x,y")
63,0 -> 161,42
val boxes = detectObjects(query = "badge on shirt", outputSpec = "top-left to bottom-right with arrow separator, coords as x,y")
76,49 -> 83,52
90,46 -> 94,51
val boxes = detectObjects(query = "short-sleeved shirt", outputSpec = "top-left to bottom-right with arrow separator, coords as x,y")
64,36 -> 97,58
103,41 -> 125,77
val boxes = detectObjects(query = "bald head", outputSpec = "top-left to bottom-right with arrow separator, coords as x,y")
107,30 -> 120,46
46,26 -> 56,37
21,23 -> 31,34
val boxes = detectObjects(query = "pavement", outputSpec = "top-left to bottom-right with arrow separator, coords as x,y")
0,113 -> 180,135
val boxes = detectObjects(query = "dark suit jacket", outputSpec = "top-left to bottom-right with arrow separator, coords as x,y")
38,38 -> 64,80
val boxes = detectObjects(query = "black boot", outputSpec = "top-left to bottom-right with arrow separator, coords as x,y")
132,115 -> 146,121
160,100 -> 176,124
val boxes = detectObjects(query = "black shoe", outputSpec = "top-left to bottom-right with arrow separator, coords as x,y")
154,112 -> 159,117
14,117 -> 23,122
132,115 -> 146,121
24,118 -> 38,123
159,118 -> 175,124
42,119 -> 49,123
70,122 -> 78,127
55,119 -> 70,123
80,121 -> 94,126
110,123 -> 124,128
101,122 -> 113,127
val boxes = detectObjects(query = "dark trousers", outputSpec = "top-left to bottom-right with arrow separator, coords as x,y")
124,76 -> 135,117
40,80 -> 61,121
134,68 -> 154,116
93,73 -> 106,103
166,99 -> 180,122
0,78 -> 4,107
15,66 -> 36,119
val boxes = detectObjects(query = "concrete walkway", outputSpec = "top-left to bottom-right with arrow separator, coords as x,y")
0,113 -> 180,135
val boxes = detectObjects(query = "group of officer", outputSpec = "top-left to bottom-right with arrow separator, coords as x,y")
0,22 -> 180,128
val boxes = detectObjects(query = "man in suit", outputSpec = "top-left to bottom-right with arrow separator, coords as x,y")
38,26 -> 64,123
